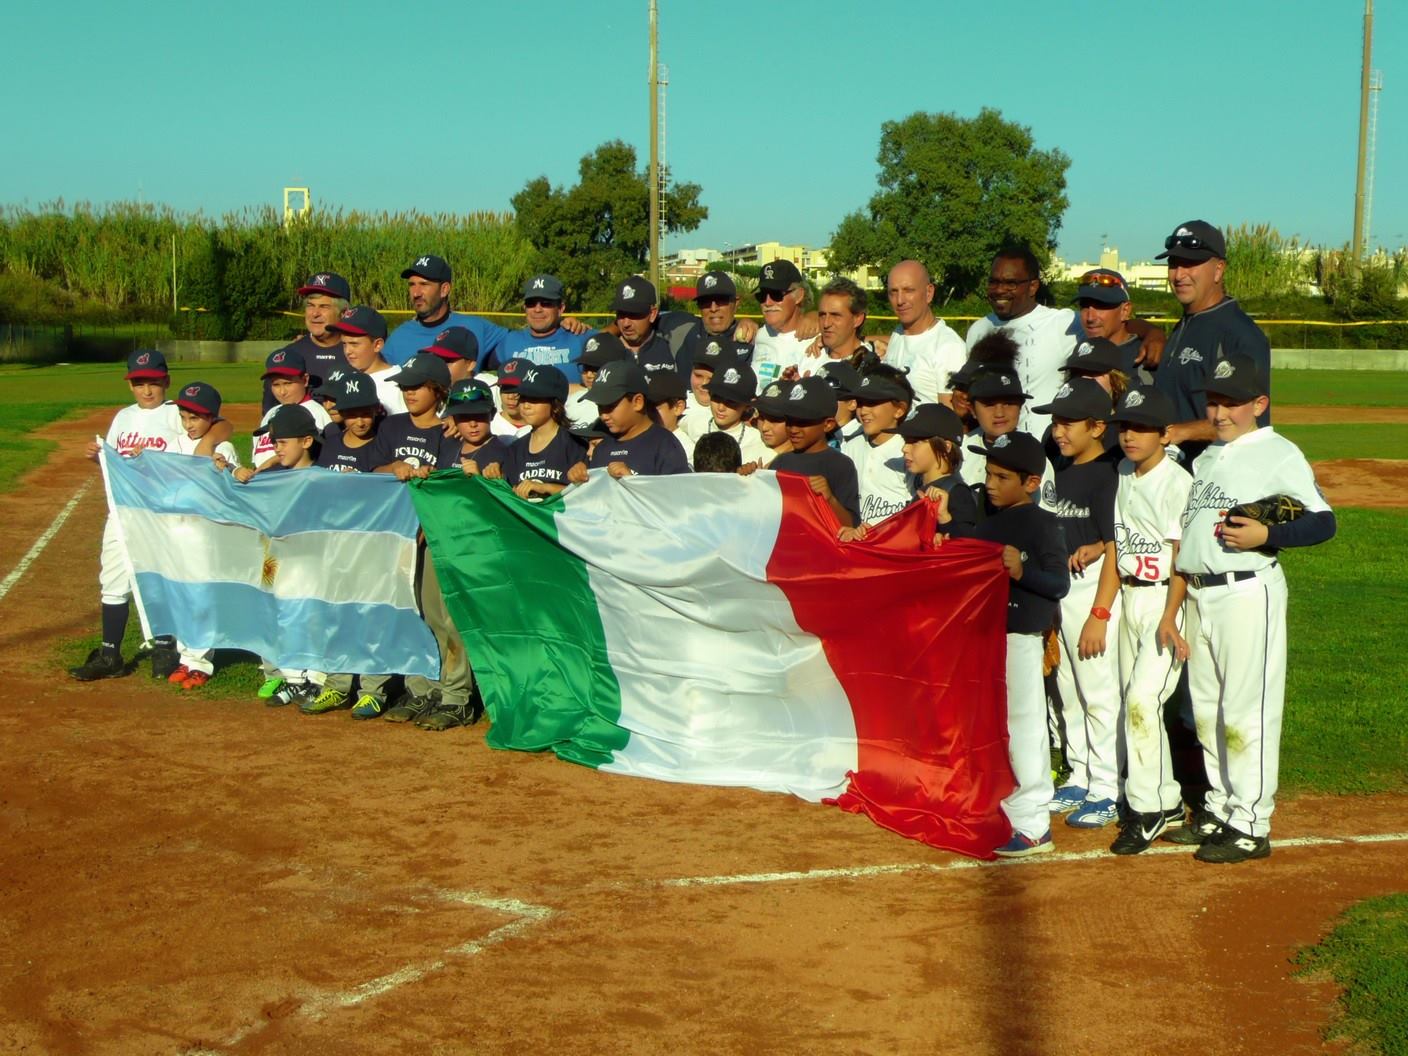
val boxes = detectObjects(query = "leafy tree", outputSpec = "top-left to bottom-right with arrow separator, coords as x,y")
511,140 -> 707,309
828,108 -> 1070,300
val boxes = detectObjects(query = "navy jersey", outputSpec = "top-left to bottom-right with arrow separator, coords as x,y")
1043,458 -> 1118,553
1154,296 -> 1271,449
914,471 -> 980,531
966,503 -> 1070,634
628,332 -> 679,375
678,320 -> 754,376
590,424 -> 691,475
502,427 -> 588,487
317,422 -> 380,474
770,448 -> 861,526
369,413 -> 463,470
460,435 -> 512,472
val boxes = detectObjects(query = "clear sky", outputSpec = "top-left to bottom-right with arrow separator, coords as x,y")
2,0 -> 1403,266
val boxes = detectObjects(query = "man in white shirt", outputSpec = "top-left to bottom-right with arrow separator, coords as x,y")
883,260 -> 968,408
751,260 -> 814,389
816,277 -> 875,365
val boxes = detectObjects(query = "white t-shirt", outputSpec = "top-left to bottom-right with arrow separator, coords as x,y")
885,318 -> 968,405
752,326 -> 813,390
704,419 -> 773,466
492,414 -> 531,440
368,364 -> 407,415
252,399 -> 332,466
105,402 -> 184,457
965,305 -> 1082,438
1177,428 -> 1331,576
959,429 -> 1058,512
670,428 -> 698,467
1115,455 -> 1191,582
841,431 -> 911,524
173,431 -> 240,467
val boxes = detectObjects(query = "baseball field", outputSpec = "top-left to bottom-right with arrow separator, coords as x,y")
1,362 -> 1405,1055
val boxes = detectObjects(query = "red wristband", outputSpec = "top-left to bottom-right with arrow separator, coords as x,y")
1090,607 -> 1112,621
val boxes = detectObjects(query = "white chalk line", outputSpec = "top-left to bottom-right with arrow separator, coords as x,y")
0,480 -> 92,602
660,830 -> 1408,888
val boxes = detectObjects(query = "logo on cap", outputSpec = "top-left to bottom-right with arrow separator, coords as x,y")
763,265 -> 774,279
136,352 -> 151,366
999,374 -> 1011,385
599,365 -> 614,382
329,369 -> 345,381
585,338 -> 598,352
184,384 -> 199,396
1175,226 -> 1192,237
1213,359 -> 1235,380
992,435 -> 1010,449
861,377 -> 873,388
788,386 -> 805,401
722,368 -> 740,385
706,341 -> 721,356
273,351 -> 286,363
764,384 -> 782,397
531,277 -> 545,290
1124,390 -> 1145,409
524,368 -> 539,383
416,256 -> 431,267
345,378 -> 362,393
1076,342 -> 1093,357
703,275 -> 717,289
341,308 -> 356,319
314,273 -> 329,286
622,283 -> 635,299
1055,383 -> 1072,399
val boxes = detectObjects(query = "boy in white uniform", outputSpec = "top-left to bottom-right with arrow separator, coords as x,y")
703,363 -> 773,466
840,366 -> 915,528
1168,355 -> 1335,863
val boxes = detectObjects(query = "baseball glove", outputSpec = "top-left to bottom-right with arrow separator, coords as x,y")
1224,494 -> 1306,527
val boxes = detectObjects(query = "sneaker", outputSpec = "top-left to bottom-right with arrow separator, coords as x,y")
181,670 -> 211,690
993,831 -> 1054,858
256,676 -> 285,700
350,694 -> 386,720
1049,784 -> 1088,814
267,681 -> 311,708
1161,804 -> 1187,828
69,647 -> 127,682
415,697 -> 485,731
1195,825 -> 1271,864
1163,808 -> 1224,846
299,687 -> 349,714
1110,811 -> 1170,855
167,664 -> 192,685
1067,797 -> 1121,829
383,692 -> 438,724
149,642 -> 181,680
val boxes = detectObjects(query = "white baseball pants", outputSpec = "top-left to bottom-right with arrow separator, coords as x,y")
1054,555 -> 1123,802
1002,632 -> 1054,840
1118,583 -> 1184,815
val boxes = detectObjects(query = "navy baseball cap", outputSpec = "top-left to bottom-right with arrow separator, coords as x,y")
394,353 -> 452,390
752,380 -> 796,418
401,254 -> 452,282
967,431 -> 1046,479
646,370 -> 688,404
968,369 -> 1030,402
757,259 -> 803,293
1109,385 -> 1175,429
947,358 -> 981,392
1032,377 -> 1113,420
704,363 -> 758,404
522,274 -> 565,301
574,333 -> 630,370
693,337 -> 740,374
585,360 -> 650,405
517,364 -> 569,402
175,381 -> 221,417
781,376 -> 838,422
311,367 -> 349,399
1156,220 -> 1226,262
497,358 -> 531,388
898,403 -> 967,444
421,326 -> 479,363
254,403 -> 318,440
262,346 -> 308,379
694,271 -> 737,300
297,272 -> 351,300
333,371 -> 381,412
1064,338 -> 1125,375
1200,353 -> 1267,402
125,348 -> 169,381
328,305 -> 388,340
817,361 -> 863,399
611,277 -> 657,314
853,371 -> 910,403
1073,268 -> 1130,306
571,419 -> 613,442
443,378 -> 496,417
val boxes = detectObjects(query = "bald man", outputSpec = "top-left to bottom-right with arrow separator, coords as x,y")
882,260 -> 968,408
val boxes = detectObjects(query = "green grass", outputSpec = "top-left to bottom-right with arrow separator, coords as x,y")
1280,424 -> 1408,462
1272,369 -> 1408,408
1282,507 -> 1408,794
1295,894 -> 1408,1055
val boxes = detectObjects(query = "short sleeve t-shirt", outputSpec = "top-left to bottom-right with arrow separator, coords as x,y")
501,427 -> 588,487
172,430 -> 239,466
965,305 -> 1082,438
461,435 -> 512,472
841,431 -> 912,524
496,326 -> 588,382
106,401 -> 184,456
752,326 -> 813,389
368,413 -> 463,470
703,419 -> 773,466
770,448 -> 861,525
316,423 -> 380,473
1043,458 -> 1119,553
382,310 -> 510,368
368,366 -> 408,415
885,320 -> 968,405
590,424 -> 691,475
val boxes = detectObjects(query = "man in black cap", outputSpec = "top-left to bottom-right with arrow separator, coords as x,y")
677,270 -> 755,377
1073,268 -> 1149,384
494,273 -> 591,384
382,254 -> 540,368
263,271 -> 352,414
610,276 -> 679,375
752,259 -> 813,389
1153,220 -> 1272,461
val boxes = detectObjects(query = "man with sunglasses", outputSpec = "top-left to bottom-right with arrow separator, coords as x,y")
752,260 -> 814,390
678,270 -> 755,377
495,274 -> 589,385
1073,268 -> 1151,385
1153,220 -> 1271,461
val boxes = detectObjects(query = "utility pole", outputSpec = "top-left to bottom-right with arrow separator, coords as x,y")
648,0 -> 661,290
1351,0 -> 1373,265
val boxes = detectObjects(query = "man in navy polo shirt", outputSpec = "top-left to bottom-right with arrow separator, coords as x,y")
263,271 -> 351,413
494,273 -> 589,385
611,276 -> 678,375
676,270 -> 754,378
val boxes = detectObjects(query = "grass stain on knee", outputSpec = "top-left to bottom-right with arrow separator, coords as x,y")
1225,726 -> 1247,755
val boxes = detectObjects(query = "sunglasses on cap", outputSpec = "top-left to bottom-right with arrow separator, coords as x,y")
524,298 -> 560,309
1080,271 -> 1127,290
757,289 -> 792,303
1164,234 -> 1212,253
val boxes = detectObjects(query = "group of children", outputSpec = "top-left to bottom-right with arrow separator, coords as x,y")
74,307 -> 1334,863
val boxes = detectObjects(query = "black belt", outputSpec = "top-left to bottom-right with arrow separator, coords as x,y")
1186,562 -> 1275,590
1121,576 -> 1168,588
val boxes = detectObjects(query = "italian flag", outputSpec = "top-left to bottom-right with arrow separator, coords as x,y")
411,470 -> 1015,858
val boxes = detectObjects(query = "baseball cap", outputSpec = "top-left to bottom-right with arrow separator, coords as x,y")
947,358 -> 980,392
752,380 -> 796,418
401,254 -> 452,282
420,326 -> 479,362
704,363 -> 758,404
1073,268 -> 1129,306
311,368 -> 348,400
817,361 -> 863,399
333,371 -> 381,412
125,348 -> 169,380
693,337 -> 740,374
175,381 -> 221,417
898,403 -> 966,444
646,370 -> 688,404
1200,353 -> 1267,402
1031,377 -> 1114,420
262,346 -> 308,379
967,431 -> 1046,479
585,360 -> 650,405
328,305 -> 388,340
394,353 -> 452,390
694,271 -> 737,300
968,369 -> 1031,402
296,272 -> 351,300
1108,385 -> 1175,430
780,376 -> 838,422
496,358 -> 531,388
756,259 -> 803,294
571,419 -> 613,442
254,403 -> 319,440
517,363 -> 569,402
611,277 -> 657,314
521,274 -> 565,301
574,332 -> 630,370
1064,338 -> 1125,375
853,371 -> 911,403
443,378 -> 496,417
1155,220 -> 1226,262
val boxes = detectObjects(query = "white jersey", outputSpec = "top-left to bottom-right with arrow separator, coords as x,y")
965,305 -> 1081,438
105,402 -> 184,457
751,326 -> 812,390
1177,427 -> 1330,576
492,414 -> 531,440
676,402 -> 713,444
1114,455 -> 1191,582
670,428 -> 698,467
885,318 -> 968,405
958,429 -> 1058,512
368,365 -> 407,415
705,419 -> 773,466
841,431 -> 911,524
173,431 -> 240,467
251,399 -> 332,466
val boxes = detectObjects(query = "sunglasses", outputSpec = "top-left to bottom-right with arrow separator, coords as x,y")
757,289 -> 791,303
523,298 -> 561,309
1164,234 -> 1213,252
1079,271 -> 1127,289
696,295 -> 734,308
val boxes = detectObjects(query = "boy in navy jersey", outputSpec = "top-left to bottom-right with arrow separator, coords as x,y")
570,361 -> 691,478
316,372 -> 384,474
446,379 -> 512,474
763,376 -> 860,527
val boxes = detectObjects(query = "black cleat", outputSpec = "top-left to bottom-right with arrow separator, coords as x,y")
1110,811 -> 1170,856
1195,825 -> 1271,864
416,695 -> 485,732
69,647 -> 127,682
1163,808 -> 1224,846
149,642 -> 181,680
384,691 -> 438,724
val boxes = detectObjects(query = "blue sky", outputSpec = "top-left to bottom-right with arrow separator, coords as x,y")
3,1 -> 1403,265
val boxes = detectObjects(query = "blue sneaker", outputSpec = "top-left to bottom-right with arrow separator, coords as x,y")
1066,797 -> 1121,829
993,831 -> 1053,858
1049,784 -> 1088,814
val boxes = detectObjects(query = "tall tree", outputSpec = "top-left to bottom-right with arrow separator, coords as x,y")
828,109 -> 1070,299
512,141 -> 707,309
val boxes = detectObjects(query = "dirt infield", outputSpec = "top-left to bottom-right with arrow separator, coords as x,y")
2,408 -> 1407,1055
1276,404 -> 1408,425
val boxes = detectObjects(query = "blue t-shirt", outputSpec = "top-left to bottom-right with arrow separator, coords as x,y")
590,424 -> 691,475
494,326 -> 589,383
382,310 -> 510,368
